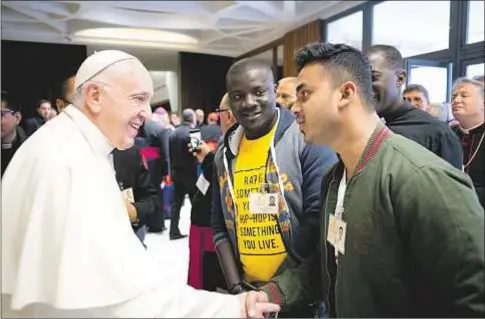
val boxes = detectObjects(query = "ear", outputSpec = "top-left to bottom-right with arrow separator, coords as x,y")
15,112 -> 22,125
396,69 -> 407,89
83,83 -> 102,114
338,81 -> 357,109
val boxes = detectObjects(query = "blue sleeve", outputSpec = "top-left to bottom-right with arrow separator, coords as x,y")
211,163 -> 230,246
295,143 -> 337,259
301,144 -> 338,220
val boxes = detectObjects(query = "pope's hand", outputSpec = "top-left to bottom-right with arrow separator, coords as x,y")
125,200 -> 138,223
239,291 -> 279,318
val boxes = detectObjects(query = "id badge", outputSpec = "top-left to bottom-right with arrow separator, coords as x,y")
327,215 -> 347,254
249,192 -> 279,214
335,219 -> 347,254
196,173 -> 210,195
122,187 -> 135,203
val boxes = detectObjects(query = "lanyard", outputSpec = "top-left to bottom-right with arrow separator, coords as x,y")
335,170 -> 347,220
334,170 -> 347,260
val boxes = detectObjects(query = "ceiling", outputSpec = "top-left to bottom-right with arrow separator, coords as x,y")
1,1 -> 365,58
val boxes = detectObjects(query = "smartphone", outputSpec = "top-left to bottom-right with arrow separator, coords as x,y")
189,129 -> 202,151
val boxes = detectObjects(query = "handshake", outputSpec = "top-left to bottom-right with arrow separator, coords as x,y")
238,290 -> 280,318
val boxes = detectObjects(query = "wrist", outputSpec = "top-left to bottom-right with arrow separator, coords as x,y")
238,292 -> 248,318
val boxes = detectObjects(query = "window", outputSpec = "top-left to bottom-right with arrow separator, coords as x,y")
372,1 -> 450,58
409,65 -> 450,103
467,1 -> 485,44
327,11 -> 363,50
466,63 -> 484,78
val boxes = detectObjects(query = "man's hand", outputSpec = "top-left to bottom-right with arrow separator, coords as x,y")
239,291 -> 279,318
125,200 -> 138,223
187,141 -> 211,163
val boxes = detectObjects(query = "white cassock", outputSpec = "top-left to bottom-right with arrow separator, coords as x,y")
1,105 -> 241,318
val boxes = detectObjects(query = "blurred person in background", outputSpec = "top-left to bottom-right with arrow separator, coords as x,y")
140,106 -> 172,233
276,77 -> 298,110
47,108 -> 58,120
201,112 -> 222,142
56,74 -> 76,113
153,106 -> 175,131
366,44 -> 462,169
1,102 -> 26,177
403,84 -> 431,111
217,93 -> 237,138
451,77 -> 484,207
195,108 -> 205,128
427,102 -> 451,122
22,99 -> 52,136
170,112 -> 181,127
168,108 -> 199,240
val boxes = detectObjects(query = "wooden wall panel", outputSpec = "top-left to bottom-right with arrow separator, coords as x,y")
283,20 -> 324,77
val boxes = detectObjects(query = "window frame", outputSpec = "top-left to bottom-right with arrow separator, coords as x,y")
321,0 -> 485,102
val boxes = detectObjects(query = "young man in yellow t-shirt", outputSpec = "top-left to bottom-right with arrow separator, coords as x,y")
211,58 -> 337,317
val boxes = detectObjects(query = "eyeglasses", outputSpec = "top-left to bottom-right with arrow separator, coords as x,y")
1,110 -> 15,117
215,108 -> 230,114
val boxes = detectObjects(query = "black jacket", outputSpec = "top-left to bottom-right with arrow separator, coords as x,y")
1,126 -> 27,177
452,123 -> 485,207
381,102 -> 462,169
113,146 -> 159,232
201,124 -> 222,142
190,152 -> 215,227
142,121 -> 171,178
169,122 -> 198,187
22,116 -> 45,137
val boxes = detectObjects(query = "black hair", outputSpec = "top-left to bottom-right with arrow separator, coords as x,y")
294,42 -> 373,107
37,99 -> 51,108
1,89 -> 8,103
61,76 -> 72,100
182,109 -> 195,123
366,44 -> 403,70
403,84 -> 430,102
226,58 -> 275,88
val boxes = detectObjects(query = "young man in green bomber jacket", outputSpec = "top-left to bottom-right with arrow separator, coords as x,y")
244,43 -> 485,318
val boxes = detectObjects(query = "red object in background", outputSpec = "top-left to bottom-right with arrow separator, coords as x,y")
205,140 -> 219,152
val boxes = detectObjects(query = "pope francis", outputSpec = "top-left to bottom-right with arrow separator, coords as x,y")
1,50 -> 279,318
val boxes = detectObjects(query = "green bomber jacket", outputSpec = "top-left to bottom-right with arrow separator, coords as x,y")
261,124 -> 485,318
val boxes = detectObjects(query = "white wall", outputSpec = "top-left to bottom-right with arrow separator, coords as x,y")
165,71 -> 179,112
149,70 -> 179,112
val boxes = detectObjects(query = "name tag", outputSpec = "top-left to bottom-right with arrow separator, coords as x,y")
327,214 -> 347,255
196,174 -> 210,195
249,192 -> 279,215
122,187 -> 135,203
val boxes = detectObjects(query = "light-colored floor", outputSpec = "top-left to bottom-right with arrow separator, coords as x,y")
144,198 -> 191,284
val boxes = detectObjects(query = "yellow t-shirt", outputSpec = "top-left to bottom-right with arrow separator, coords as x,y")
234,125 -> 287,282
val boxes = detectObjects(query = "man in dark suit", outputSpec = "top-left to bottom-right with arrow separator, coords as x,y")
22,99 -> 52,136
201,112 -> 222,142
113,146 -> 160,246
141,119 -> 171,233
168,108 -> 198,240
